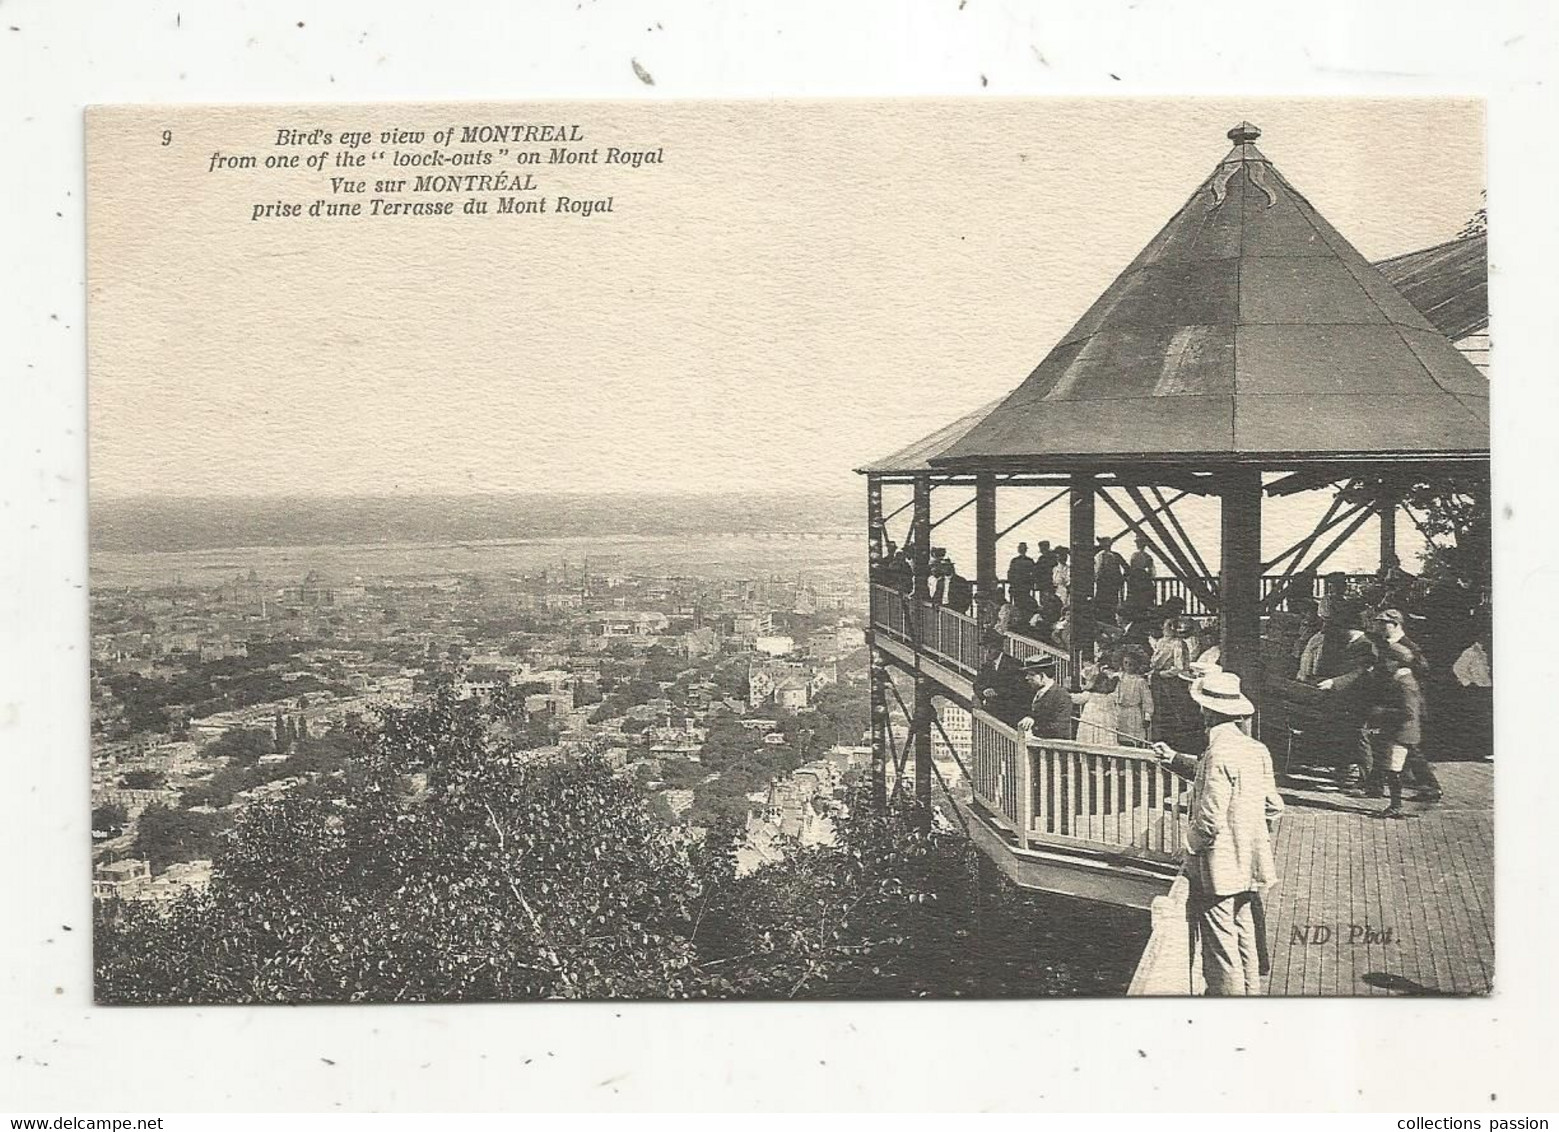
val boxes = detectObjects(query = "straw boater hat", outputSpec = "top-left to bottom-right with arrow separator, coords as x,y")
1188,670 -> 1255,718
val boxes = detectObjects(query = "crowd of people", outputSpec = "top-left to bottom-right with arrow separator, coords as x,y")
871,519 -> 1492,820
870,536 -> 976,616
1268,573 -> 1492,818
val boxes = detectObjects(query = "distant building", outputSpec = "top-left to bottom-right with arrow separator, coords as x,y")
281,570 -> 336,608
748,656 -> 836,709
198,636 -> 249,662
774,676 -> 810,711
753,635 -> 795,658
92,858 -> 152,900
737,759 -> 843,873
680,626 -> 720,659
931,699 -> 971,786
587,611 -> 670,638
834,625 -> 867,653
525,691 -> 573,717
728,611 -> 774,640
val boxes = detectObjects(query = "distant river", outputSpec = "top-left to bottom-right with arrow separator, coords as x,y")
90,531 -> 867,589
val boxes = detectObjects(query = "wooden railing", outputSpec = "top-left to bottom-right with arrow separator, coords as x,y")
1151,576 -> 1217,617
1150,573 -> 1379,616
923,600 -> 984,676
875,575 -> 1379,640
968,710 -> 1189,867
869,583 -> 1070,688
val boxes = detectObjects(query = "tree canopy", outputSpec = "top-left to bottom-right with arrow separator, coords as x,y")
95,693 -> 1146,1003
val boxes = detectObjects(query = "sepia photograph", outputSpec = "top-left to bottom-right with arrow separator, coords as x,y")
84,97 -> 1491,1006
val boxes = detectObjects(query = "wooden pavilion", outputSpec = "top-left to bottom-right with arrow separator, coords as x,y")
858,123 -> 1491,932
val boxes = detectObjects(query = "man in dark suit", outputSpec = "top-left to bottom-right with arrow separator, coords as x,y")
945,559 -> 973,616
1094,535 -> 1128,620
1019,654 -> 1073,739
976,635 -> 1028,726
1006,543 -> 1037,617
1032,541 -> 1057,602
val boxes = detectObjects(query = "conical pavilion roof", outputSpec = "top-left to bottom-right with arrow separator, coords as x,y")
856,397 -> 1004,474
934,123 -> 1488,469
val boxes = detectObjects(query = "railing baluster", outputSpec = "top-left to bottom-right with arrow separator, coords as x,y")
1106,755 -> 1119,844
1150,764 -> 1161,852
1032,744 -> 1046,833
1086,752 -> 1095,835
1063,750 -> 1072,838
1172,775 -> 1186,854
1083,753 -> 1095,841
1015,735 -> 1032,848
1128,760 -> 1138,847
1075,752 -> 1085,838
1046,750 -> 1056,834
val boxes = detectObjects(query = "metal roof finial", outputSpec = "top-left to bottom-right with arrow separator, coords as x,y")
1227,121 -> 1262,145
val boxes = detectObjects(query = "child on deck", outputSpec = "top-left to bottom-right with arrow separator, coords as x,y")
1113,648 -> 1154,745
1071,670 -> 1121,745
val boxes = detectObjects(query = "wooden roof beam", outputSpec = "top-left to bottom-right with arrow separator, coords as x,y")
1266,470 -> 1349,498
1122,484 -> 1221,608
996,488 -> 1069,540
1097,488 -> 1219,611
1149,485 -> 1214,581
929,493 -> 978,531
1259,504 -> 1376,612
1262,493 -> 1354,573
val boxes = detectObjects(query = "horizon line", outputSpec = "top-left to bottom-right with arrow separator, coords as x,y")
92,487 -> 861,502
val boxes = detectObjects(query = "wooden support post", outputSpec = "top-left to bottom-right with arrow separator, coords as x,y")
1378,492 -> 1398,574
911,476 -> 933,824
869,650 -> 889,813
1069,473 -> 1096,681
976,472 -> 998,630
911,476 -> 931,602
914,677 -> 934,826
866,476 -> 887,812
1219,468 -> 1264,692
867,476 -> 884,570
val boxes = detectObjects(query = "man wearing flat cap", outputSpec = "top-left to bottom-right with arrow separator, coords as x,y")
1369,608 -> 1426,677
1151,668 -> 1284,995
1018,654 -> 1073,739
976,633 -> 1028,727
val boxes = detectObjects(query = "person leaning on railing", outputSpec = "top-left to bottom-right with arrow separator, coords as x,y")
942,557 -> 973,616
1150,669 -> 1285,997
1017,654 -> 1072,740
975,632 -> 1029,727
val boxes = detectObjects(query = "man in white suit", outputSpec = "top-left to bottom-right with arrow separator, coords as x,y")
1151,669 -> 1284,996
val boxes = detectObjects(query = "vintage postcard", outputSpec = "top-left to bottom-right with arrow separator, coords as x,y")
86,98 -> 1490,1003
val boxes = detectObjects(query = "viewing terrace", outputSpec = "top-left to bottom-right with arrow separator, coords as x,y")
857,123 -> 1492,995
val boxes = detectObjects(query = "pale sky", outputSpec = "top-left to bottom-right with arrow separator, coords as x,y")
88,97 -> 1484,500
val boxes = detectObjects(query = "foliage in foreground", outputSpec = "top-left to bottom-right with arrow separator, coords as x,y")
95,696 -> 1144,1003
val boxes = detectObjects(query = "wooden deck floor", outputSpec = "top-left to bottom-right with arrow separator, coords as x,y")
1263,761 -> 1493,996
